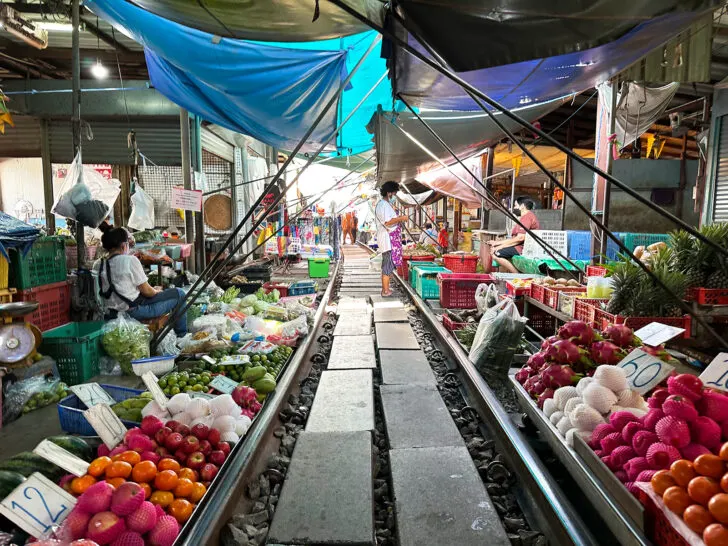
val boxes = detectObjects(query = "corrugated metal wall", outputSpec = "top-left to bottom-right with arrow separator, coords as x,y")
0,116 -> 41,157
713,116 -> 728,223
49,119 -> 182,165
201,127 -> 235,163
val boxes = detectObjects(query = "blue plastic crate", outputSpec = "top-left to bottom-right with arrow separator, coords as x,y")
414,266 -> 450,299
289,280 -> 317,296
408,262 -> 438,287
566,231 -> 592,260
58,384 -> 145,436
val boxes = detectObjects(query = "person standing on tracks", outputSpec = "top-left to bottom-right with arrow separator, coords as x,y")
375,181 -> 408,297
351,212 -> 358,244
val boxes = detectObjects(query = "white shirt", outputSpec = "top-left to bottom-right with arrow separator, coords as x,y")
374,199 -> 396,253
94,254 -> 148,311
419,229 -> 437,244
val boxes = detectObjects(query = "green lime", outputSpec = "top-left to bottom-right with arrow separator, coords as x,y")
178,381 -> 187,388
163,388 -> 171,396
193,384 -> 204,391
252,355 -> 260,362
167,377 -> 178,386
158,379 -> 167,388
170,386 -> 181,395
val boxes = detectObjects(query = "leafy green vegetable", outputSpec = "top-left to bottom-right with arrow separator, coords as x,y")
221,287 -> 240,304
241,294 -> 258,307
102,317 -> 152,375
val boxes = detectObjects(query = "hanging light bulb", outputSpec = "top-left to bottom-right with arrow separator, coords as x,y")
91,60 -> 108,79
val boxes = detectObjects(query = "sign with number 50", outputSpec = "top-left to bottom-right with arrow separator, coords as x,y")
617,349 -> 674,395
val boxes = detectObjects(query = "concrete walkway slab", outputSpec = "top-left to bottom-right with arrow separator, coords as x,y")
306,370 -> 374,432
375,323 -> 420,350
328,335 -> 376,370
390,446 -> 509,546
369,295 -> 404,309
337,297 -> 368,313
380,384 -> 462,449
373,307 -> 408,323
334,312 -> 372,336
268,431 -> 374,546
380,350 -> 437,386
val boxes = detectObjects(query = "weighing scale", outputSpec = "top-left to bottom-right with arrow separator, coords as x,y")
0,302 -> 41,364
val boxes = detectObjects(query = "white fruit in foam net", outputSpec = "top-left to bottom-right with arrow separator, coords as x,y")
556,415 -> 574,436
582,383 -> 619,414
576,377 -> 594,396
569,403 -> 605,432
141,400 -> 169,420
235,416 -> 252,437
549,411 -> 564,426
186,398 -> 211,419
220,431 -> 239,444
566,428 -> 592,448
563,397 -> 584,415
593,365 -> 628,393
616,389 -> 646,409
209,394 -> 239,417
212,415 -> 236,433
553,386 -> 579,411
173,411 -> 193,427
166,393 -> 191,415
542,398 -> 557,418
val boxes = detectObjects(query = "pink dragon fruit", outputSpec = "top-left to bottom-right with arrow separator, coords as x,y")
642,344 -> 672,363
524,376 -> 545,396
667,374 -> 703,402
699,391 -> 728,423
558,321 -> 598,346
690,416 -> 722,449
231,385 -> 258,408
590,341 -> 627,365
540,364 -> 580,388
646,442 -> 682,469
537,388 -> 555,409
603,324 -> 638,348
541,336 -> 560,351
591,423 -> 617,446
632,430 -> 659,456
544,339 -> 584,365
526,353 -> 546,373
663,395 -> 699,422
655,416 -> 691,448
682,443 -> 711,460
515,368 -> 532,385
610,411 -> 639,430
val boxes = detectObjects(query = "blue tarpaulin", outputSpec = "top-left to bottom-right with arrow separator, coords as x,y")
87,0 -> 391,155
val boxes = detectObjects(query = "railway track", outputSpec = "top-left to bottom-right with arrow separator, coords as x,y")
180,245 -> 618,545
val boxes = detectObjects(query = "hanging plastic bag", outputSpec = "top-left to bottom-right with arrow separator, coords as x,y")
468,299 -> 527,382
101,313 -> 152,375
475,283 -> 499,313
52,153 -> 121,228
3,376 -> 69,424
128,186 -> 155,230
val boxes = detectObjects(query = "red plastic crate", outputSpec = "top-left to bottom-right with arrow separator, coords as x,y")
443,254 -> 479,273
526,307 -> 558,337
399,255 -> 435,278
438,273 -> 494,309
639,489 -> 690,546
597,310 -> 692,338
17,281 -> 71,332
686,287 -> 728,305
530,283 -> 545,302
542,286 -> 586,309
505,281 -> 530,297
263,281 -> 290,298
573,298 -> 610,328
442,314 -> 466,332
586,265 -> 607,277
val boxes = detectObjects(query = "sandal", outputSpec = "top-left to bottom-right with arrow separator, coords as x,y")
381,290 -> 393,297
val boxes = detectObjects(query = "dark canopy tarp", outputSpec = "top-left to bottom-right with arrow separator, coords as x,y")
371,98 -> 565,184
126,0 -> 384,41
394,10 -> 711,111
394,0 -> 722,71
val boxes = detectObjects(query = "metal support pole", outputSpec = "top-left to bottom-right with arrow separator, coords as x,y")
180,109 -> 195,272
40,119 -> 55,233
601,80 -> 618,257
192,115 -> 206,271
71,0 -> 84,265
240,145 -> 252,256
482,149 -> 494,229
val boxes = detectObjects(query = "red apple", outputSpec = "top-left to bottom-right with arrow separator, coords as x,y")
141,451 -> 161,465
191,423 -> 209,441
155,446 -> 170,458
182,435 -> 200,454
186,451 -> 205,470
177,424 -> 191,436
165,432 -> 183,451
165,420 -> 181,431
217,442 -> 231,456
155,427 -> 172,446
200,463 -> 218,482
207,428 -> 221,447
208,450 -> 226,466
173,448 -> 187,465
198,440 -> 212,457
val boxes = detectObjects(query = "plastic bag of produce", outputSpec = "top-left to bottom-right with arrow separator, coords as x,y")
102,313 -> 152,375
238,340 -> 277,354
240,294 -> 258,308
3,375 -> 69,424
468,299 -> 527,382
263,305 -> 289,322
177,329 -> 216,354
190,314 -> 229,335
155,330 -> 180,357
281,315 -> 309,338
245,315 -> 282,336
283,300 -> 315,320
128,186 -> 155,230
253,300 -> 271,315
475,283 -> 499,313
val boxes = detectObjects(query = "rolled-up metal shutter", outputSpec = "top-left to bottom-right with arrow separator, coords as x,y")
0,116 -> 41,157
201,127 -> 234,163
714,117 -> 728,223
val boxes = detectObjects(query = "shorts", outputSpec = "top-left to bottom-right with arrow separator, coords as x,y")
494,246 -> 520,259
381,251 -> 395,276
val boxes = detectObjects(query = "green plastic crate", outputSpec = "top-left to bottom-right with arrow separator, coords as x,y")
308,257 -> 330,278
409,263 -> 439,287
10,236 -> 67,289
414,266 -> 451,299
621,233 -> 669,253
40,321 -> 105,385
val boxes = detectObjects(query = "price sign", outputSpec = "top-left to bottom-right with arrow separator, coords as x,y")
618,349 -> 675,395
0,473 -> 76,538
189,392 -> 214,400
84,404 -> 126,449
634,322 -> 685,347
699,353 -> 728,392
69,383 -> 116,408
209,375 -> 239,394
201,355 -> 216,365
33,440 -> 89,477
142,371 -> 168,409
171,187 -> 203,212
218,356 -> 250,366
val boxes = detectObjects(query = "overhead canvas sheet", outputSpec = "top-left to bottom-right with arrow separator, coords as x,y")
394,10 -> 711,111
414,156 -> 484,209
394,1 -> 721,71
372,98 -> 566,184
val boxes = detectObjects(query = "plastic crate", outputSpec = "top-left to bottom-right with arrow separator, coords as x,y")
0,255 -> 9,290
163,243 -> 193,260
621,233 -> 669,253
409,263 -> 440,287
522,230 -> 568,259
687,287 -> 728,305
308,257 -> 330,278
442,314 -> 467,332
530,283 -> 545,302
438,273 -> 494,309
289,280 -> 317,296
65,245 -> 99,270
414,266 -> 450,300
58,384 -> 145,435
574,298 -> 610,328
639,488 -> 691,546
526,307 -> 558,337
399,255 -> 435,278
10,236 -> 67,289
567,231 -> 592,260
40,321 -> 105,385
505,281 -> 530,297
596,310 -> 692,338
442,254 -> 479,274
586,265 -> 607,277
263,282 -> 290,298
557,291 -> 579,317
543,286 -> 586,309
16,281 -> 71,332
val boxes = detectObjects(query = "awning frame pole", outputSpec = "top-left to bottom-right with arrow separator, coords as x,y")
327,0 -> 727,259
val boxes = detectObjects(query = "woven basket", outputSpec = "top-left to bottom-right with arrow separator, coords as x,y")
203,194 -> 232,230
